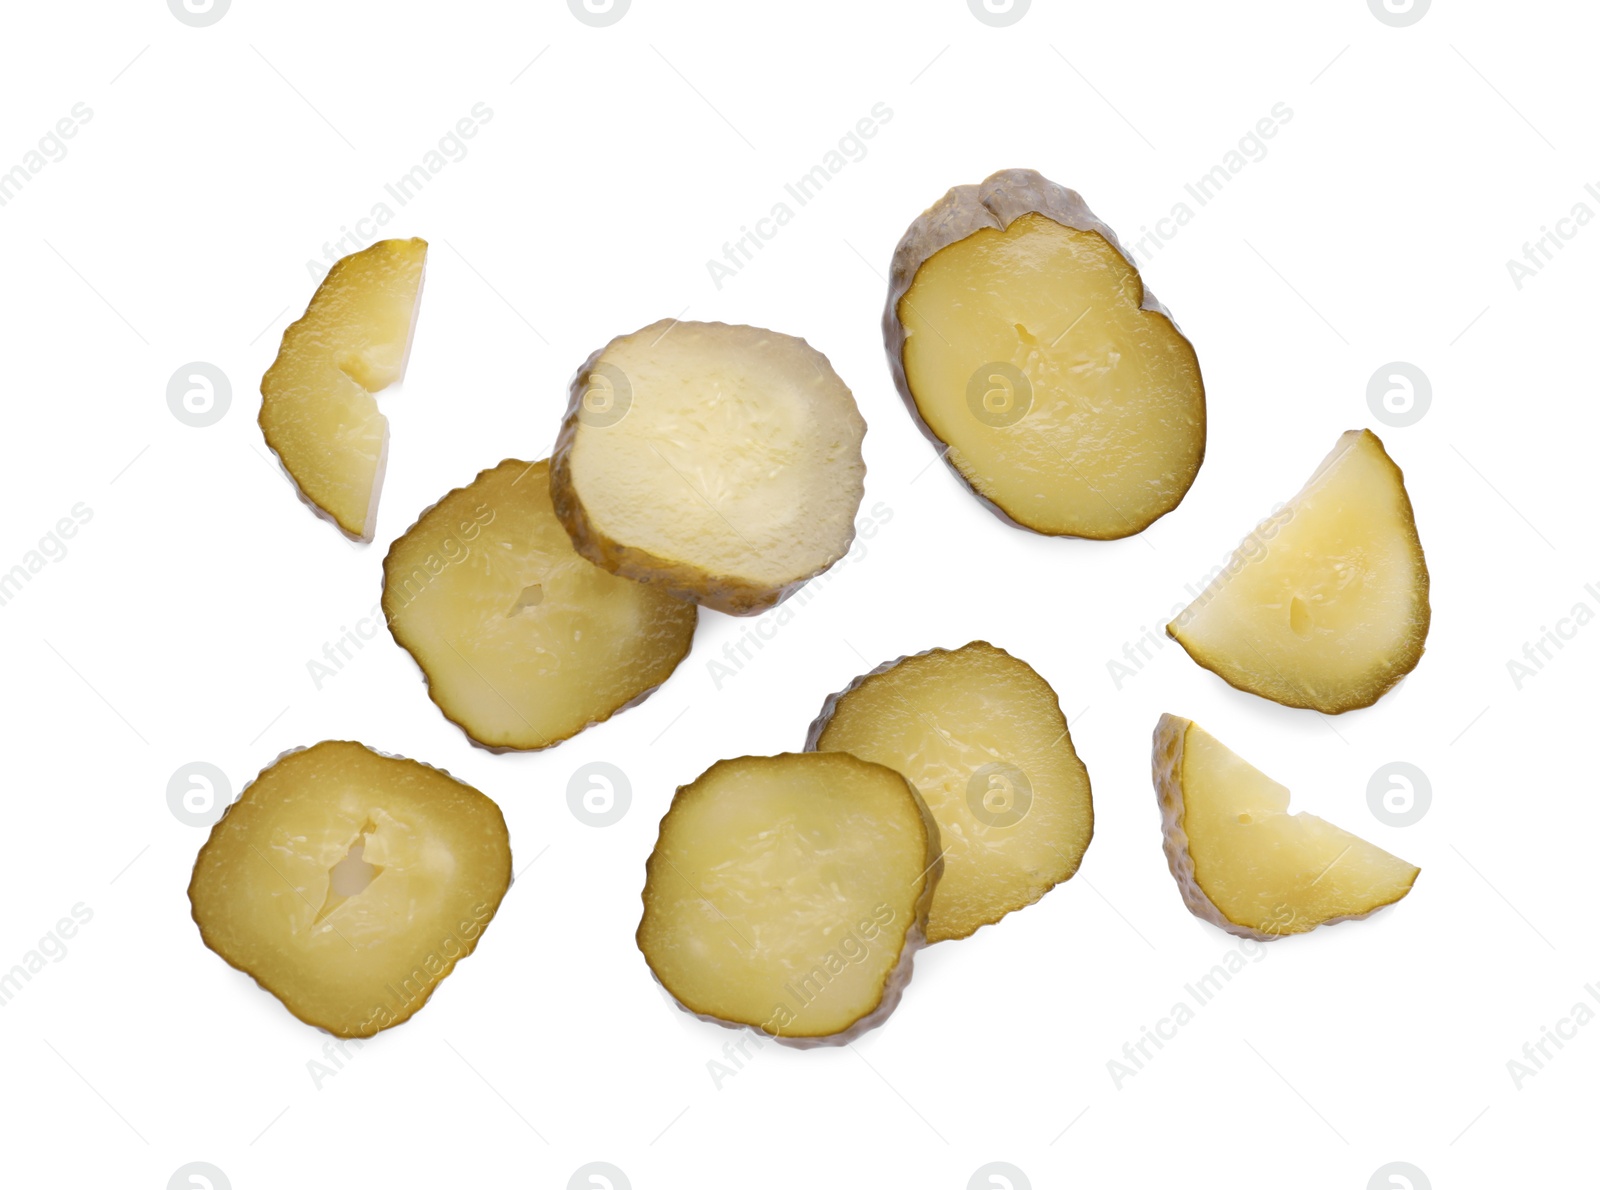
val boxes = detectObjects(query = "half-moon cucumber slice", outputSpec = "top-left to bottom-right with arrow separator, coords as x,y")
1168,429 -> 1429,713
1153,715 -> 1419,940
260,238 -> 426,540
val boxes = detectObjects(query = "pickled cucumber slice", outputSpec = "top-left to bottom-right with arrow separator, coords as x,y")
637,752 -> 938,1045
188,740 -> 511,1037
383,459 -> 697,751
1153,715 -> 1419,940
260,238 -> 426,540
551,321 -> 867,615
808,641 -> 1092,942
1168,429 -> 1429,713
885,170 -> 1203,538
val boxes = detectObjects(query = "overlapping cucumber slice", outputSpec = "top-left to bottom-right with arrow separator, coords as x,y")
637,753 -> 938,1045
808,641 -> 1093,942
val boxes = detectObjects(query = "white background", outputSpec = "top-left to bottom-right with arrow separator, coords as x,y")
0,1 -> 1594,1187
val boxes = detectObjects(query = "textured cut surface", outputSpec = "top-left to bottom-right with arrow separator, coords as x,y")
808,642 -> 1092,942
637,753 -> 938,1045
189,741 -> 511,1037
886,171 -> 1203,538
1168,429 -> 1429,713
1153,715 -> 1418,940
551,321 -> 867,615
260,238 -> 427,540
383,459 -> 696,751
